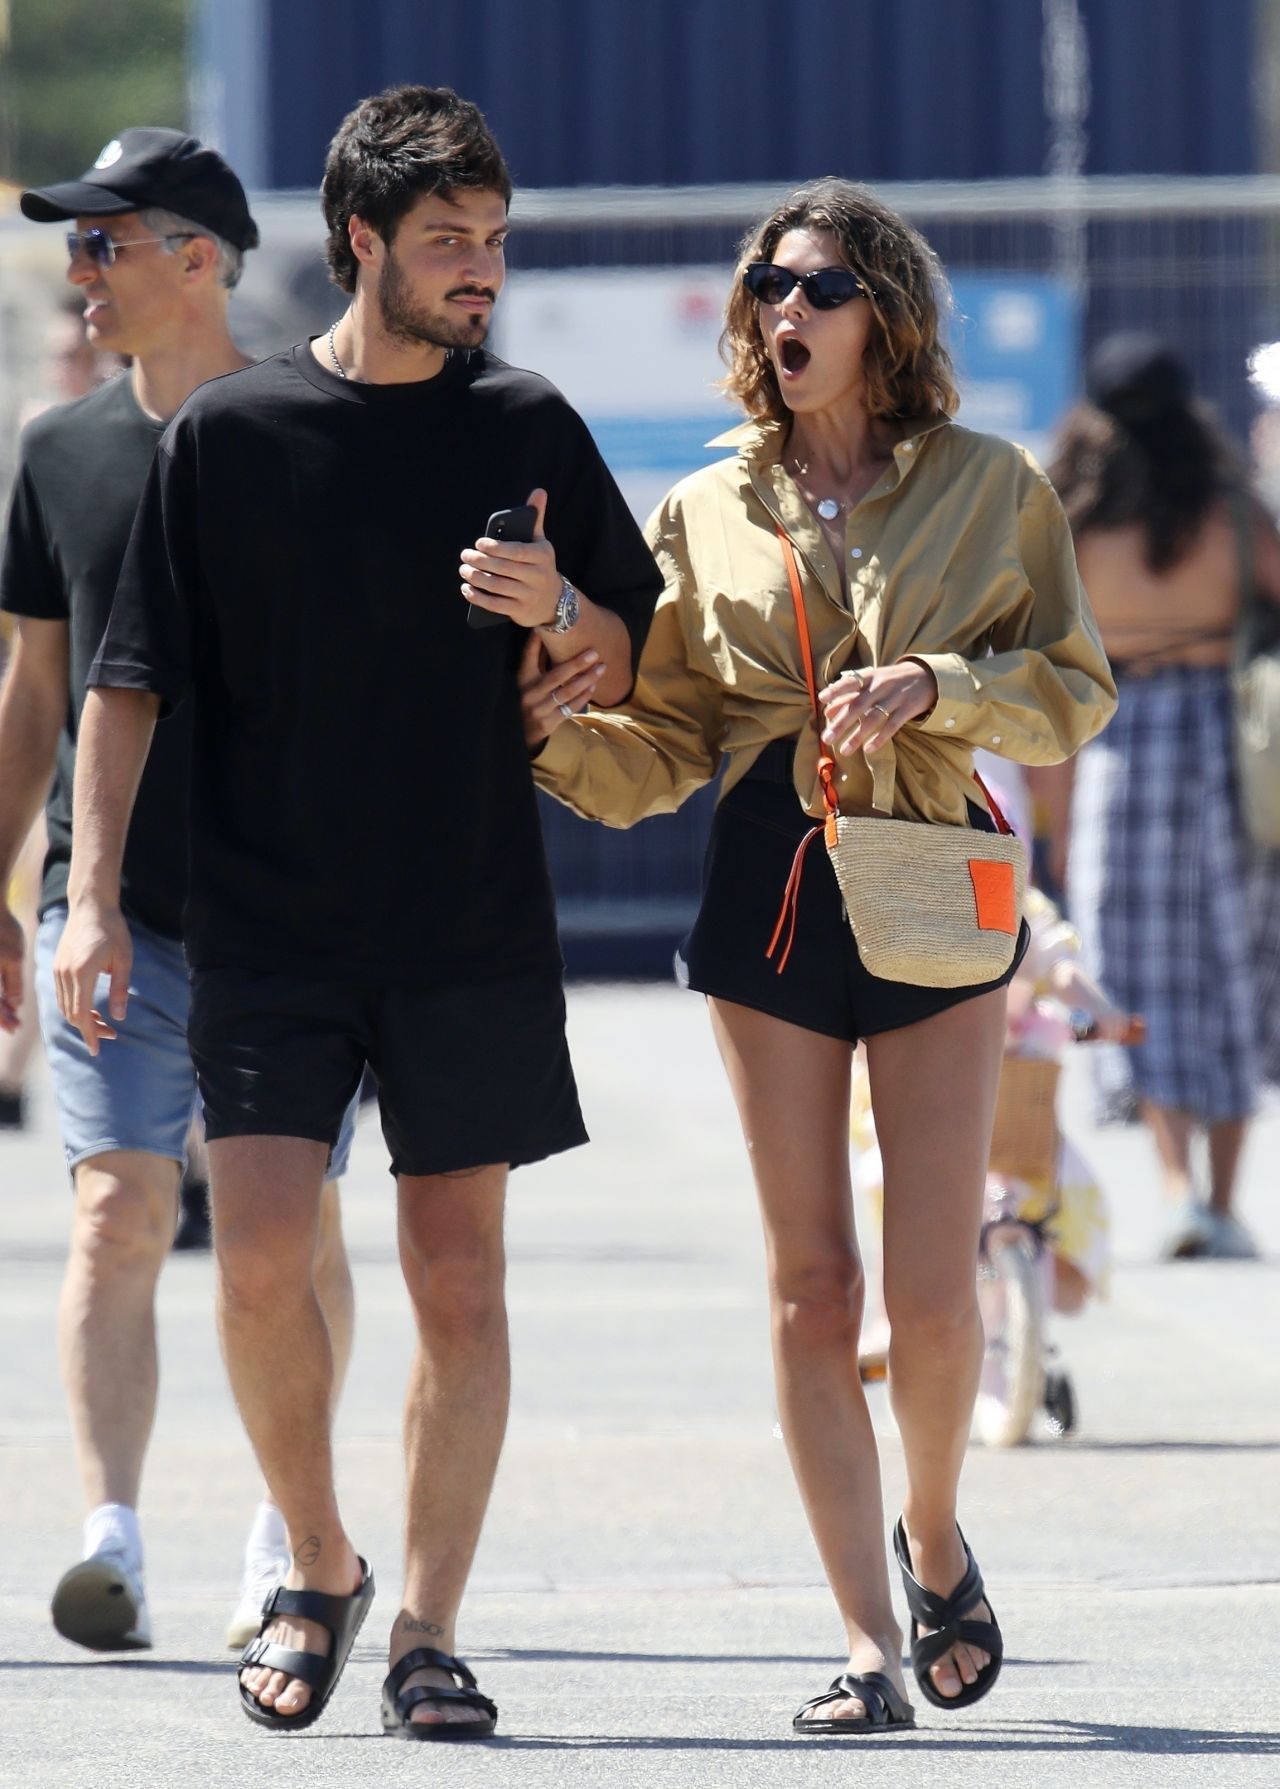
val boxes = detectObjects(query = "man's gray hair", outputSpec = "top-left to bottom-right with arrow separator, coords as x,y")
138,207 -> 246,290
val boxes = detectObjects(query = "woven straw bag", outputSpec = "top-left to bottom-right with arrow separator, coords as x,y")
768,529 -> 1026,989
986,1056 -> 1061,1182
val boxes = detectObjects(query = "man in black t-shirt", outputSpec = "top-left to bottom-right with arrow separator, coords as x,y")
0,129 -> 355,1660
56,87 -> 661,1737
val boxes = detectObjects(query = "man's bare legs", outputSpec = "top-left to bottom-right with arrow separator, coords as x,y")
388,1164 -> 509,1729
315,1178 -> 355,1400
708,999 -> 904,1726
58,1150 -> 180,1509
227,1173 -> 356,1648
226,1140 -> 508,1726
868,987 -> 1007,1701
216,1136 -> 362,1717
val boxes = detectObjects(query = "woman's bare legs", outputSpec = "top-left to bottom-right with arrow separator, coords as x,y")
707,998 -> 904,1723
867,986 -> 1007,1700
1141,1101 -> 1195,1204
1207,1117 -> 1247,1218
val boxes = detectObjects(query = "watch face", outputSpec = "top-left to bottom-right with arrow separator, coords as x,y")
560,583 -> 580,629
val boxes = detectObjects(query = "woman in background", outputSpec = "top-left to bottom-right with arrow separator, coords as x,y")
1051,334 -> 1280,1260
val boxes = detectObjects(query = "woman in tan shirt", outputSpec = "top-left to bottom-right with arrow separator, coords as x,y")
524,179 -> 1114,1733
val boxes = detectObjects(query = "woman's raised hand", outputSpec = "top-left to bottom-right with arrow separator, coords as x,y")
818,661 -> 937,759
518,633 -> 605,750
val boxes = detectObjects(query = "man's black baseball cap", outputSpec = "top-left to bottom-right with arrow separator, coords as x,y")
21,127 -> 259,252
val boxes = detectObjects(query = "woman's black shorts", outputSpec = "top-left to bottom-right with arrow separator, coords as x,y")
680,739 -> 1027,1045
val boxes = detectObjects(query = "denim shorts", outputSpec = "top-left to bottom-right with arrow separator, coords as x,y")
36,905 -> 357,1180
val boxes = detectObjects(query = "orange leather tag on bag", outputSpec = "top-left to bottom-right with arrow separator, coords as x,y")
968,858 -> 1018,934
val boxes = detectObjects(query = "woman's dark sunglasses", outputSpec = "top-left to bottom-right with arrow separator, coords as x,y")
65,226 -> 195,268
743,261 -> 866,310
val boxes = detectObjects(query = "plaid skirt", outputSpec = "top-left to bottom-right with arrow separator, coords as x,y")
1069,666 -> 1261,1124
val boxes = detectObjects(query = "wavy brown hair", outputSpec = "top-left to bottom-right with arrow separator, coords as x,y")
720,178 -> 959,424
1048,337 -> 1244,573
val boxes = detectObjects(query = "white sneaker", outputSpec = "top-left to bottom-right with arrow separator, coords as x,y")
225,1550 -> 289,1650
51,1549 -> 151,1652
1159,1199 -> 1214,1260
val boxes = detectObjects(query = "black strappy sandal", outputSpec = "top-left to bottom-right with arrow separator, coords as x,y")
893,1517 -> 1003,1710
381,1646 -> 498,1741
792,1670 -> 916,1734
238,1557 -> 375,1732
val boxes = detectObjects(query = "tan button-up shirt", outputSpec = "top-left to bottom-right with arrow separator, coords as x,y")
534,414 -> 1116,827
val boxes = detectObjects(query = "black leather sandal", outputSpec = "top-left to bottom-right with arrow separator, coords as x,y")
894,1517 -> 1003,1710
238,1557 -> 375,1732
792,1670 -> 916,1734
381,1646 -> 498,1740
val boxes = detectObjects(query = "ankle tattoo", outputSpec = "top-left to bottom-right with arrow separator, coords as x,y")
293,1535 -> 322,1567
401,1617 -> 445,1637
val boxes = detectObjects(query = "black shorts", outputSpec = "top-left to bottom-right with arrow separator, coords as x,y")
188,963 -> 588,1179
681,739 -> 1027,1045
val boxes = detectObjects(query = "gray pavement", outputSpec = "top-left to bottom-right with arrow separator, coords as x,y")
2,982 -> 1278,1787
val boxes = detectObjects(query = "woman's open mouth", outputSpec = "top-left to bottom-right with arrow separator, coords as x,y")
779,336 -> 811,376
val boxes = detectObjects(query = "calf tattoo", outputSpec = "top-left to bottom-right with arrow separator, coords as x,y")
294,1535 -> 322,1567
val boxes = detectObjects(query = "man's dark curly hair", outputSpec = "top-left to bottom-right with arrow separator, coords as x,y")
322,85 -> 513,293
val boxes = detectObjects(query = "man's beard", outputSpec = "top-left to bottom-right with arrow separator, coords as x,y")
377,249 -> 492,351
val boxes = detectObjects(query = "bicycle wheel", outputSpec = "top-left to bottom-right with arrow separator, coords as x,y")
975,1228 -> 1046,1447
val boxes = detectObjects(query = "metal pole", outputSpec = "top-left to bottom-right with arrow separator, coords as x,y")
1042,0 -> 1090,295
188,0 -> 269,187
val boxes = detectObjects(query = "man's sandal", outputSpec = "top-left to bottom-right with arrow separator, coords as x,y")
792,1671 -> 916,1734
238,1557 -> 375,1733
893,1517 -> 1003,1710
381,1647 -> 498,1741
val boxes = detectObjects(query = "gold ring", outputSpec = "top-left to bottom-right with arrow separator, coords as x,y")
869,702 -> 891,721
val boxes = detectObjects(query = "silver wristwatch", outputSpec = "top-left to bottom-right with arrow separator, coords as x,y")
543,577 -> 581,635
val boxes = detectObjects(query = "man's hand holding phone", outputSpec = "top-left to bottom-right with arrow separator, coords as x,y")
462,487 -> 565,629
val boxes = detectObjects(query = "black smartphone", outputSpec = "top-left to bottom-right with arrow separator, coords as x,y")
466,504 -> 539,629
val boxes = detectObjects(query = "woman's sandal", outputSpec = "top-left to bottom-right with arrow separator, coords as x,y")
238,1557 -> 375,1732
792,1670 -> 916,1734
381,1646 -> 498,1741
893,1516 -> 1003,1710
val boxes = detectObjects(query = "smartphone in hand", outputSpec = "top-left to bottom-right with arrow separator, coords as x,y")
466,504 -> 539,630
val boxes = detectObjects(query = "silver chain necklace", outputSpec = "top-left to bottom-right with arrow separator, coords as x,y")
326,321 -> 346,380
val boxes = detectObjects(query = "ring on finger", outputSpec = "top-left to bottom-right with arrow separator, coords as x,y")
869,702 -> 891,721
557,702 -> 574,719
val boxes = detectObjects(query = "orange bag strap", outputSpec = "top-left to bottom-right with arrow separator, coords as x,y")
775,525 -> 1014,838
778,529 -> 840,820
765,529 -> 832,973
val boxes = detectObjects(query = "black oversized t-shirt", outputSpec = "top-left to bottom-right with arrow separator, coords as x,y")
0,375 -> 189,938
91,345 -> 661,982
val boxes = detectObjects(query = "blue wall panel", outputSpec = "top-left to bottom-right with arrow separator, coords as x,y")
213,0 -> 1256,193
1082,0 -> 1255,175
